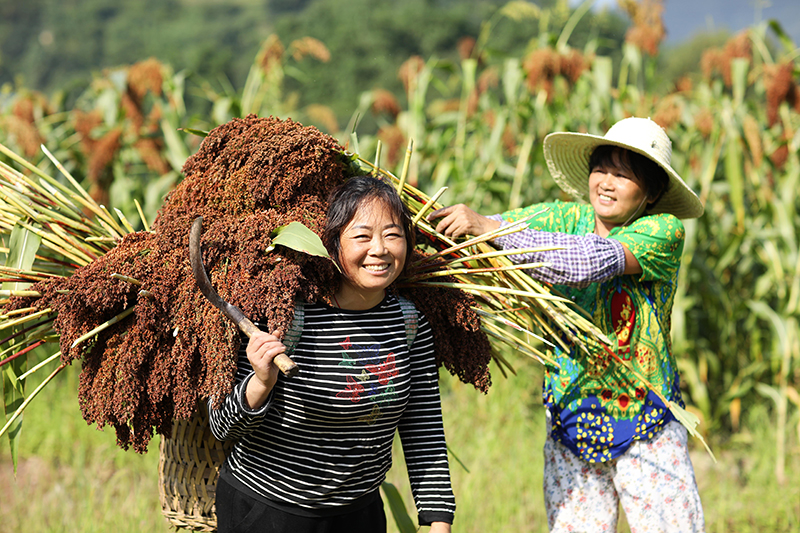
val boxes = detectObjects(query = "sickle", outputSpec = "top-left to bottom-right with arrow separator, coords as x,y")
189,216 -> 299,378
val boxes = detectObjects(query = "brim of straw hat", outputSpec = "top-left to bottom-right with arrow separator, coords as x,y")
543,131 -> 704,220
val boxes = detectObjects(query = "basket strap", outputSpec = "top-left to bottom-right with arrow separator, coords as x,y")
284,302 -> 305,355
397,295 -> 418,350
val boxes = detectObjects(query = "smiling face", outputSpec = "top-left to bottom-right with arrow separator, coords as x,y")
335,198 -> 408,309
588,148 -> 653,237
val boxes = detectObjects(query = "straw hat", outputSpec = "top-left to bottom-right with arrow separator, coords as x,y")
543,117 -> 704,219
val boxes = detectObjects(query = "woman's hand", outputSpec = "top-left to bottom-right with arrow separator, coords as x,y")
429,522 -> 451,533
244,329 -> 286,409
427,204 -> 500,239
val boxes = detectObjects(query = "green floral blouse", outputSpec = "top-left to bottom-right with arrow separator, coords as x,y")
497,201 -> 686,462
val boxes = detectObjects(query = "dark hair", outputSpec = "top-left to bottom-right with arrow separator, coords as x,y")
589,145 -> 670,206
323,175 -> 415,274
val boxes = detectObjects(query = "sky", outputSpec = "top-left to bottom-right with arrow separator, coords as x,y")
571,0 -> 800,45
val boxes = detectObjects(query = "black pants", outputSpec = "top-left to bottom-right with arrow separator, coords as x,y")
216,477 -> 387,533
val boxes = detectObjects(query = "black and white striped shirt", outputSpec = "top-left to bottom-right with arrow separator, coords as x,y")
208,294 -> 456,525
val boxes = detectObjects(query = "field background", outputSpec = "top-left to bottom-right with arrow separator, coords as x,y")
2,0 -> 800,531
1,361 -> 798,532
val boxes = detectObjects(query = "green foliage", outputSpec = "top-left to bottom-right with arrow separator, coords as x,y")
0,0 -> 629,127
381,481 -> 417,533
350,8 -> 800,483
0,0 -> 269,103
0,364 -> 167,533
1,224 -> 41,473
658,30 -> 732,85
270,221 -> 332,260
1,0 -> 800,526
1,362 -> 798,532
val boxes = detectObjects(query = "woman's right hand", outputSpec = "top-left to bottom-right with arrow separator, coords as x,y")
426,204 -> 500,239
244,329 -> 286,409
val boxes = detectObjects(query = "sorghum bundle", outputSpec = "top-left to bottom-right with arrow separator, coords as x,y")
3,114 -> 492,452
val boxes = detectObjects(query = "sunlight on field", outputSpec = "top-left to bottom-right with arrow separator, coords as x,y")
2,359 -> 798,533
0,364 -> 169,533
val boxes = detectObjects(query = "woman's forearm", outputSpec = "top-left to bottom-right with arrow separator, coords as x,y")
488,217 -> 626,287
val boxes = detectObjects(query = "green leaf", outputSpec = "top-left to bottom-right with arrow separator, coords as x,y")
723,117 -> 745,231
668,402 -> 716,463
161,119 -> 191,172
178,127 -> 210,138
2,223 -> 42,474
381,481 -> 417,533
1,364 -> 25,474
754,382 -> 782,406
4,223 -> 42,289
270,222 -> 331,260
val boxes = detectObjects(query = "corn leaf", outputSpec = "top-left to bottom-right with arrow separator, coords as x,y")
380,481 -> 416,533
668,402 -> 716,462
270,221 -> 331,260
1,223 -> 42,474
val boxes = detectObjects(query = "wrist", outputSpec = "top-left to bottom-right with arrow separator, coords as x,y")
245,374 -> 274,409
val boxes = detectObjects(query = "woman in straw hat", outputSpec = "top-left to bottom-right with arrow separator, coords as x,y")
428,117 -> 705,532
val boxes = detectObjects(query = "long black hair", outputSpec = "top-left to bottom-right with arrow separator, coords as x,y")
323,175 -> 415,275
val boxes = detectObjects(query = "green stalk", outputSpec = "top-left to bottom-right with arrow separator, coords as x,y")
0,306 -> 40,319
411,246 -> 562,272
15,220 -> 93,265
47,222 -> 103,261
70,305 -> 136,349
481,320 -> 556,366
411,187 -> 448,226
114,208 -> 136,234
111,273 -> 142,285
407,280 -> 570,302
0,308 -> 53,330
373,140 -> 382,170
134,199 -> 151,232
35,145 -> 124,238
397,139 -> 414,193
0,361 -> 68,440
473,307 -> 554,347
18,351 -> 62,381
414,216 -> 540,266
405,261 -> 549,282
0,290 -> 41,298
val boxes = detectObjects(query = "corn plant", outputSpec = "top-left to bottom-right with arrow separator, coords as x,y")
349,2 -> 800,481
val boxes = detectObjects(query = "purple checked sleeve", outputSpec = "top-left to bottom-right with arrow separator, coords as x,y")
487,215 -> 626,287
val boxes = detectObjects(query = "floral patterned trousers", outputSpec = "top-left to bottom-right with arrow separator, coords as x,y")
544,418 -> 705,533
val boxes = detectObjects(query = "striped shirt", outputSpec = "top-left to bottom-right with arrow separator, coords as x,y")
208,294 -> 456,525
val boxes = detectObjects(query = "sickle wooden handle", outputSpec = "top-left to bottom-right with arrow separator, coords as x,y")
234,316 -> 299,378
189,216 -> 299,378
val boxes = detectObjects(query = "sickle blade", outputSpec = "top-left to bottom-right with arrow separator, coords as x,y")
189,216 -> 299,377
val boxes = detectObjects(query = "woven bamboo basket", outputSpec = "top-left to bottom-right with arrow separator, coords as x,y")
158,403 -> 233,532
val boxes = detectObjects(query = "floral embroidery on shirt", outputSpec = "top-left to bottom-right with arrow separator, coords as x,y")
336,340 -> 400,423
366,353 -> 399,385
611,288 -> 636,360
336,374 -> 364,402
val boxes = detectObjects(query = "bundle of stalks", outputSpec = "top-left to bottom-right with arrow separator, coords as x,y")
361,148 -> 714,459
359,153 -> 610,374
0,115 -> 618,464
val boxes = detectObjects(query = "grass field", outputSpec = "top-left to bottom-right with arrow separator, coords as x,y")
2,361 -> 798,533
